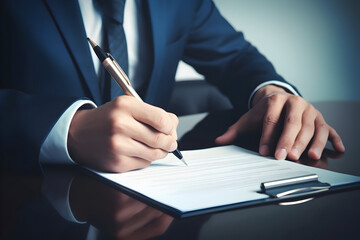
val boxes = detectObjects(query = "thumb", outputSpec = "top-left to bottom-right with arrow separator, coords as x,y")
215,115 -> 248,145
215,125 -> 238,145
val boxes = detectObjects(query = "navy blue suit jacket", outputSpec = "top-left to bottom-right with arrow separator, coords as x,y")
0,0 -> 293,172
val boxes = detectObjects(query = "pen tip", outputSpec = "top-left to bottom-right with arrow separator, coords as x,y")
181,158 -> 188,166
87,37 -> 97,48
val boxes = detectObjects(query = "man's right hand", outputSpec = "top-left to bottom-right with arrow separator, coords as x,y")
67,96 -> 179,173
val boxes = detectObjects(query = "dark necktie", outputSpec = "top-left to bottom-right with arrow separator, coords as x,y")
96,0 -> 128,102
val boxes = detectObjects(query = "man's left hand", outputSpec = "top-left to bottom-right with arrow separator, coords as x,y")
215,85 -> 345,160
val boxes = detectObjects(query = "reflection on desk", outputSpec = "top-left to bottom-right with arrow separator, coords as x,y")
43,167 -> 209,240
1,101 -> 359,240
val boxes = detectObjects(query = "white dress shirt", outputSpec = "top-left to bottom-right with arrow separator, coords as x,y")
40,0 -> 298,165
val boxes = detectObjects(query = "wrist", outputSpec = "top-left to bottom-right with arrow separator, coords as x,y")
67,110 -> 88,161
252,85 -> 287,107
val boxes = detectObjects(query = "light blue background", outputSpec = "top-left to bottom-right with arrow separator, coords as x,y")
177,0 -> 360,102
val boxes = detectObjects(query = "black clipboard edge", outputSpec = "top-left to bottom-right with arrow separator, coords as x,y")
80,166 -> 360,219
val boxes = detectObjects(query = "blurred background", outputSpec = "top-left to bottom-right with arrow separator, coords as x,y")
175,0 -> 360,102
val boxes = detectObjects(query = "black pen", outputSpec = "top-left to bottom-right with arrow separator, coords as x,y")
87,38 -> 187,166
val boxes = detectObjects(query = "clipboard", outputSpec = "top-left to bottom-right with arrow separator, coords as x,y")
84,169 -> 360,218
85,146 -> 360,218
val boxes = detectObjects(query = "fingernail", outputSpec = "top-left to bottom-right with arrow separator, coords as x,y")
259,145 -> 270,156
170,142 -> 177,152
276,148 -> 287,160
290,147 -> 300,159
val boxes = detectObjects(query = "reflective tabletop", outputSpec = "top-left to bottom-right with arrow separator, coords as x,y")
1,101 -> 359,240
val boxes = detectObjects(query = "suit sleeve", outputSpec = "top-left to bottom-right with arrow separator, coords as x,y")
182,0 -> 299,111
0,0 -> 89,173
0,90 -> 81,173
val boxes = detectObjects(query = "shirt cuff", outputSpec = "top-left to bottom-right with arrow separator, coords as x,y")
248,80 -> 300,109
39,100 -> 97,165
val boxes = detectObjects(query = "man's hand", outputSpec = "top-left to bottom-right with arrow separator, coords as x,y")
68,96 -> 179,172
215,85 -> 345,160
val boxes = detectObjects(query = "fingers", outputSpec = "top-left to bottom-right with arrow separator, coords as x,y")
168,112 -> 179,139
307,116 -> 329,159
256,94 -> 344,161
114,96 -> 178,135
259,95 -> 287,156
108,96 -> 178,166
137,128 -> 178,153
115,136 -> 170,161
215,126 -> 237,145
214,83 -> 345,163
105,130 -> 173,173
114,117 -> 178,153
215,115 -> 246,145
71,96 -> 180,173
273,97 -> 306,160
102,150 -> 169,174
287,109 -> 315,160
103,142 -> 168,173
274,104 -> 344,161
292,111 -> 344,161
215,104 -> 264,145
328,127 -> 345,152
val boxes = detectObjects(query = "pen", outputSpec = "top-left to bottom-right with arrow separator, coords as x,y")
87,38 -> 187,166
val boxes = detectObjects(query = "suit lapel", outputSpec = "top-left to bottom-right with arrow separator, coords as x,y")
44,0 -> 102,104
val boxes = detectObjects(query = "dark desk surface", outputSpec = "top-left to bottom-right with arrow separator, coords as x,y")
1,101 -> 360,240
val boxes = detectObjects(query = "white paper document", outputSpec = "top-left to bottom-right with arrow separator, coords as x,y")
91,146 -> 360,214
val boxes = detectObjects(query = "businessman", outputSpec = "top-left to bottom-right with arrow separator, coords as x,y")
0,0 -> 344,172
